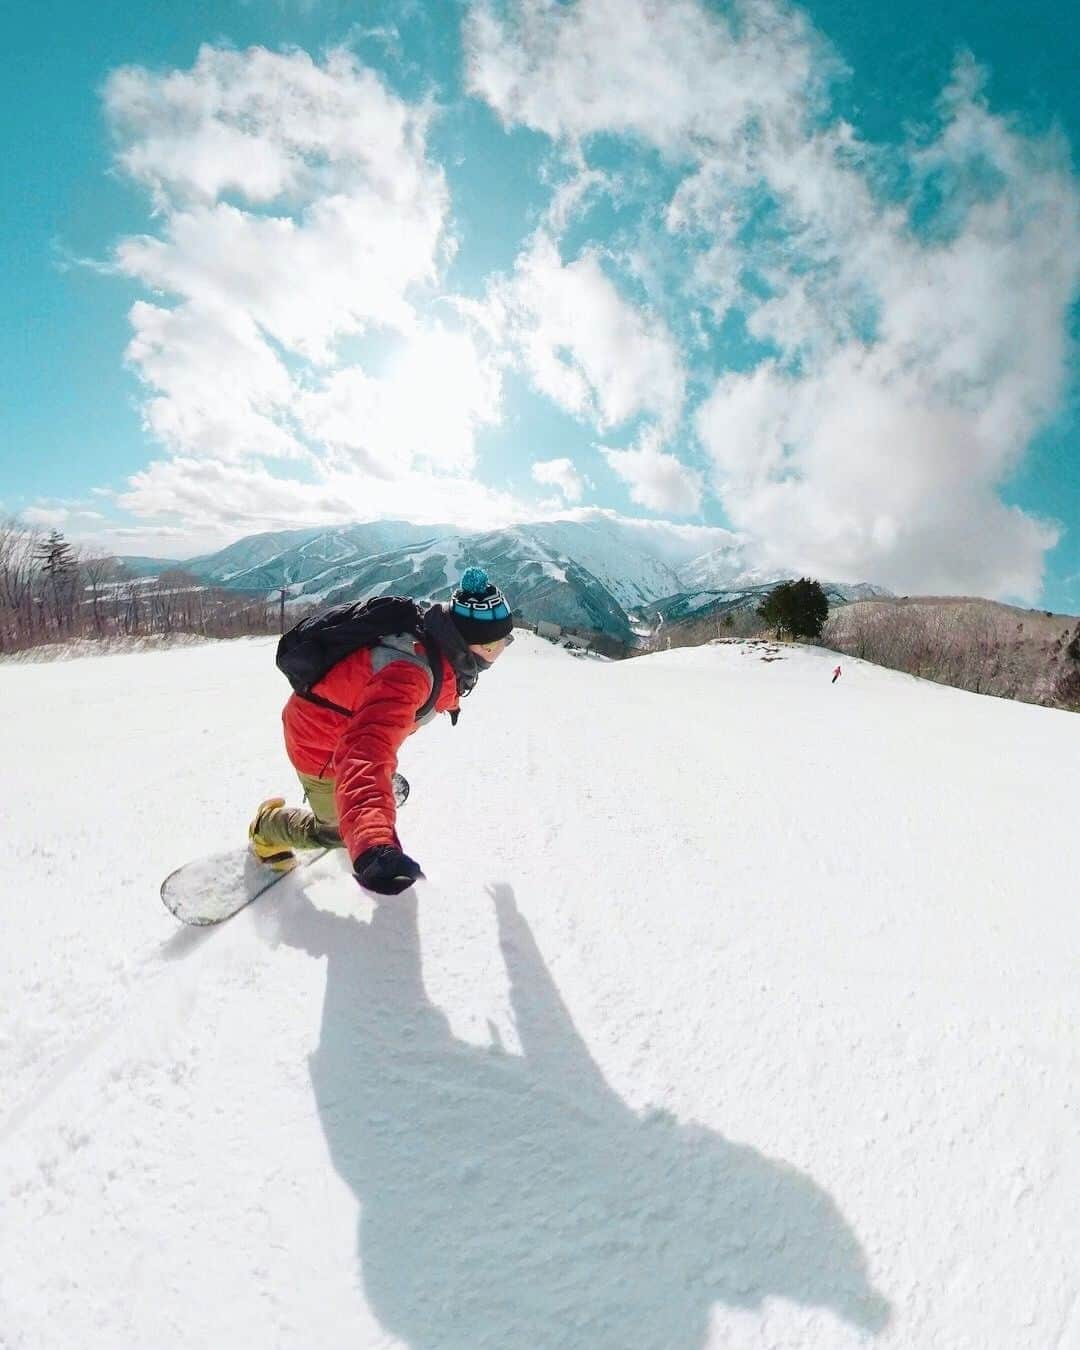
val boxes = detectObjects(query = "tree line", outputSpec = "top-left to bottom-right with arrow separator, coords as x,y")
7,526 -> 1077,713
824,599 -> 1080,712
663,577 -> 1079,712
0,521 -> 281,654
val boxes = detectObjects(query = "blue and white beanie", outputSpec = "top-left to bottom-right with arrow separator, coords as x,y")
449,567 -> 514,643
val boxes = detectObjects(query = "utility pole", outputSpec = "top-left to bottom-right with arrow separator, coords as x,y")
279,587 -> 288,634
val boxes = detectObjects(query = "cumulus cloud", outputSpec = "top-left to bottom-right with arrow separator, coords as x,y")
532,456 -> 585,502
107,46 -> 448,361
488,232 -> 686,434
696,354 -> 1061,597
107,46 -> 435,211
465,0 -> 1080,600
297,327 -> 503,477
603,430 -> 704,516
103,44 -> 516,540
125,300 -> 302,462
692,65 -> 1078,597
465,0 -> 829,153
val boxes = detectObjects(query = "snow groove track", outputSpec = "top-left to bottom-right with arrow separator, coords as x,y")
1,867 -> 286,1145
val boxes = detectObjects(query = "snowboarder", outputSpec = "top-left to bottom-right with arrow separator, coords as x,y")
248,568 -> 515,895
832,665 -> 842,684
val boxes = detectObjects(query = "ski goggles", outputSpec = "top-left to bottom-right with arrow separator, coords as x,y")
476,632 -> 514,652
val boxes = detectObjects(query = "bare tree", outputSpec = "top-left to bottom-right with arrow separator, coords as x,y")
825,599 -> 1080,712
80,553 -> 123,639
0,520 -> 43,650
0,515 -> 290,657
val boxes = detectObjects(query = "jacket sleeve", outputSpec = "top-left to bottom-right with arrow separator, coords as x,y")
332,659 -> 432,860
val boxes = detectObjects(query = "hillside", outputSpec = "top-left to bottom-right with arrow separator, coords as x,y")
3,635 -> 1080,1347
824,595 -> 1080,711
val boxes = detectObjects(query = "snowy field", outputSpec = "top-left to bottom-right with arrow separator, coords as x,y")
2,632 -> 1079,1349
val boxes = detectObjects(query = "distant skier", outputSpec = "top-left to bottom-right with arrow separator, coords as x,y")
832,665 -> 842,684
249,568 -> 515,895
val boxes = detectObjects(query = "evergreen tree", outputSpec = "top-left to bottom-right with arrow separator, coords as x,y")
35,529 -> 78,630
758,578 -> 830,639
757,584 -> 792,638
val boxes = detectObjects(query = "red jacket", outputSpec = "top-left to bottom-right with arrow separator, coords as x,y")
283,638 -> 459,859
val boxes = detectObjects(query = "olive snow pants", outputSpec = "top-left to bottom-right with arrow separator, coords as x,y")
257,773 -> 344,852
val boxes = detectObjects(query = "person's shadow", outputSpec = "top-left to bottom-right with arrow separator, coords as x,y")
269,882 -> 889,1348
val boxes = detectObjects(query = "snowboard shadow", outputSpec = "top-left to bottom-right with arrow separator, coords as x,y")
270,882 -> 889,1349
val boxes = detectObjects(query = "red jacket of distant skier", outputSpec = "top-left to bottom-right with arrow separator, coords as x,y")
282,641 -> 459,859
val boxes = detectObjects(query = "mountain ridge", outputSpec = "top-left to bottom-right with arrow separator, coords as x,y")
117,514 -> 889,641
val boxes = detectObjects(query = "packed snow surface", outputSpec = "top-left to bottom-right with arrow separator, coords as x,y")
2,634 -> 1079,1349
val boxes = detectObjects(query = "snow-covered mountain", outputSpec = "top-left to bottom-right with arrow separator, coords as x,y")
678,543 -> 775,591
119,513 -> 886,641
4,634 -> 1079,1348
182,522 -> 464,589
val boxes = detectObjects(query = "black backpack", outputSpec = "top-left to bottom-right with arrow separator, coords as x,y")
276,595 -> 443,720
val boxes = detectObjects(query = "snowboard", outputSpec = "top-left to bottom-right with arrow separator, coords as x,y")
160,773 -> 410,926
160,845 -> 329,926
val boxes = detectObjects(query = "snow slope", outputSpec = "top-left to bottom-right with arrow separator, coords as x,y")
2,635 -> 1079,1349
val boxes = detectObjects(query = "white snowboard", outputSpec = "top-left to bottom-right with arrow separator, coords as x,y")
160,847 -> 328,926
160,773 -> 409,925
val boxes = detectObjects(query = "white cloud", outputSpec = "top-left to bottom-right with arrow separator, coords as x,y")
107,46 -> 436,209
532,457 -> 584,502
125,300 -> 302,462
603,430 -> 703,516
691,72 -> 1079,598
107,46 -> 449,368
297,327 -> 503,476
21,503 -> 106,528
696,351 -> 1062,597
465,0 -> 1080,600
540,151 -> 616,236
465,0 -> 829,154
22,506 -> 70,529
103,43 -> 516,541
492,232 -> 686,433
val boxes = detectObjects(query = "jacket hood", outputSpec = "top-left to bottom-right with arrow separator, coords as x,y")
421,603 -> 484,700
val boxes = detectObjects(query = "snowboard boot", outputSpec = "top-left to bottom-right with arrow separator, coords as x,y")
248,797 -> 298,872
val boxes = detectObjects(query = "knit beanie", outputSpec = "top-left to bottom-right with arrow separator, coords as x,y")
448,567 -> 514,643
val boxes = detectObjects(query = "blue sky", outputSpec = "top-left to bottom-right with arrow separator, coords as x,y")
3,0 -> 1078,608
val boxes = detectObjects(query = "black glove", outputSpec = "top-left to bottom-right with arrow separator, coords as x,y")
353,845 -> 424,896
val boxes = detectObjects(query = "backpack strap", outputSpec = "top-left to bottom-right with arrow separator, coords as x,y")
416,630 -> 444,720
295,689 -> 353,718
